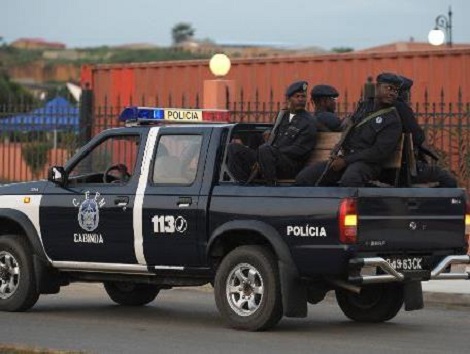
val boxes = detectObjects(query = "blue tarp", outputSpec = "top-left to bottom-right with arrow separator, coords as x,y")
0,97 -> 79,132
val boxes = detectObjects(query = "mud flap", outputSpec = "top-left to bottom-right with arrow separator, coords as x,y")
279,260 -> 307,318
404,281 -> 424,311
33,255 -> 62,294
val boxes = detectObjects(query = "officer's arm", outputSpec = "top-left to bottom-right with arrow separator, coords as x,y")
343,119 -> 402,165
397,103 -> 425,146
278,121 -> 317,160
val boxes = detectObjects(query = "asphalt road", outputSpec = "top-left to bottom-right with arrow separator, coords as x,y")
0,283 -> 469,354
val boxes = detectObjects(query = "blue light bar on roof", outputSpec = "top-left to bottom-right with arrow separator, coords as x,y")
119,106 -> 165,122
119,106 -> 231,125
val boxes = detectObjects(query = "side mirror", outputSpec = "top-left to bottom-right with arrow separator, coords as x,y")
48,166 -> 67,186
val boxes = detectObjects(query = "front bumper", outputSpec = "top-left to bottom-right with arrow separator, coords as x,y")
349,255 -> 470,284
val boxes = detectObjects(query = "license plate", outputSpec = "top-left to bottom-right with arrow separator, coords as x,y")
385,257 -> 423,271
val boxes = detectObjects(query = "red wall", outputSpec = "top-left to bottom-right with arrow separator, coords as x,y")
82,48 -> 470,109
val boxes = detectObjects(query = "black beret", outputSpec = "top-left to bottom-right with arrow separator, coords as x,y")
285,80 -> 308,98
311,84 -> 339,99
399,75 -> 413,91
376,72 -> 403,87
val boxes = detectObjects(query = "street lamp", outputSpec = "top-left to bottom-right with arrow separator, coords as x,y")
209,53 -> 231,78
428,6 -> 452,47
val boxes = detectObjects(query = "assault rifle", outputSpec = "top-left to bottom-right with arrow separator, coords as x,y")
315,98 -> 373,186
245,109 -> 286,185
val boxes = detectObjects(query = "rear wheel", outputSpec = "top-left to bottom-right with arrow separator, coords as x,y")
0,235 -> 39,311
104,282 -> 160,306
214,245 -> 283,331
336,283 -> 404,322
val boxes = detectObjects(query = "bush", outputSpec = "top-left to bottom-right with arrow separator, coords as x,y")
22,142 -> 52,179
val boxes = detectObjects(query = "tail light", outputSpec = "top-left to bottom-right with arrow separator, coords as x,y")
339,198 -> 357,244
465,200 -> 470,254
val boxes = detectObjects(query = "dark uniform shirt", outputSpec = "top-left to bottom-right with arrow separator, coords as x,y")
314,111 -> 342,132
394,99 -> 425,147
342,107 -> 402,165
271,109 -> 317,163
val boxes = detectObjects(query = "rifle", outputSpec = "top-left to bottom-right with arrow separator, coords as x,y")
314,99 -> 372,186
314,120 -> 354,186
245,109 -> 286,185
315,102 -> 396,186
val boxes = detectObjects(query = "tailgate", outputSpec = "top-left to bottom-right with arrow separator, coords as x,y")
357,188 -> 467,251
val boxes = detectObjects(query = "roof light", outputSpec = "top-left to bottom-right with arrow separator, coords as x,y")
119,106 -> 229,125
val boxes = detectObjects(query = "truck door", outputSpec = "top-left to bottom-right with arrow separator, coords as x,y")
141,128 -> 210,267
40,132 -> 142,263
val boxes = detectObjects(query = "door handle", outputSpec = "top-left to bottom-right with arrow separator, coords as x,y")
177,197 -> 192,207
114,196 -> 129,207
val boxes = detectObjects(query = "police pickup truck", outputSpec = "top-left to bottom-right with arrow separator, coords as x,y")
0,107 -> 469,331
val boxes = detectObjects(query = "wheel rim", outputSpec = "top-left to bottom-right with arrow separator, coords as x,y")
226,262 -> 264,317
0,251 -> 20,300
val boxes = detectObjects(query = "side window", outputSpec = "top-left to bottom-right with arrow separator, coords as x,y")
153,135 -> 203,185
68,134 -> 140,184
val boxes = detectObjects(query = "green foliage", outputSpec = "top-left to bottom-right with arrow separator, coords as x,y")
331,47 -> 354,53
22,141 -> 52,179
108,48 -> 209,64
58,131 -> 79,159
0,72 -> 36,105
172,22 -> 195,44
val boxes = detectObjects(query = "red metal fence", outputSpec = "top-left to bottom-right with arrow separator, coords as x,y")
82,48 -> 470,110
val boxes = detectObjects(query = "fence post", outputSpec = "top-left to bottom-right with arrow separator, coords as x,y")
79,83 -> 93,147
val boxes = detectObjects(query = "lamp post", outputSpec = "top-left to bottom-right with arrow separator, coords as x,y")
203,53 -> 235,109
209,53 -> 231,78
428,6 -> 452,47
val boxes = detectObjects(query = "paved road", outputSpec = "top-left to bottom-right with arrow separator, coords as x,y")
0,283 -> 469,354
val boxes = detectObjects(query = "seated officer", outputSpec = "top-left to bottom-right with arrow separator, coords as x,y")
395,75 -> 457,187
295,73 -> 403,187
310,84 -> 342,132
227,80 -> 317,185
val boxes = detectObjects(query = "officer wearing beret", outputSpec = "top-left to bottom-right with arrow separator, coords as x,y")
227,80 -> 317,185
310,84 -> 342,132
295,73 -> 403,187
395,75 -> 457,187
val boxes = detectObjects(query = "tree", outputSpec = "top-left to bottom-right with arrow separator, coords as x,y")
171,22 -> 195,45
331,47 -> 354,53
0,72 -> 35,105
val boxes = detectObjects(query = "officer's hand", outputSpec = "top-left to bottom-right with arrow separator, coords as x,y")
330,157 -> 347,172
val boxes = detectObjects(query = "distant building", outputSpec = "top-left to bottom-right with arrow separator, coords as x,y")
11,38 -> 66,50
356,41 -> 470,53
175,39 -> 327,58
113,43 -> 160,50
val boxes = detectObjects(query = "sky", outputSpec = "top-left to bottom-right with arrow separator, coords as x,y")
1,0 -> 469,50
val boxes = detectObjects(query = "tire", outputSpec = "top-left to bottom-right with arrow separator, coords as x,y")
0,235 -> 40,311
336,283 -> 404,323
103,282 -> 160,306
214,245 -> 283,331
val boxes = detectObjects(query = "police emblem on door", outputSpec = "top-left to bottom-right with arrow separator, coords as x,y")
73,191 -> 106,232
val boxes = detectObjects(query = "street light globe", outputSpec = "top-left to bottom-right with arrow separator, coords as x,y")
209,53 -> 231,78
428,28 -> 445,46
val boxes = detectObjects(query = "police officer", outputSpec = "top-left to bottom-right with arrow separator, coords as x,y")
310,84 -> 342,131
395,75 -> 457,187
227,80 -> 317,185
295,73 -> 403,187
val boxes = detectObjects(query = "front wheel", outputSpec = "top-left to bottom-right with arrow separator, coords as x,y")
0,235 -> 40,311
336,283 -> 404,322
104,282 -> 160,306
214,245 -> 283,331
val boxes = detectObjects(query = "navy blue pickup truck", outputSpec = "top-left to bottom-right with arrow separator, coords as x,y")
0,107 -> 468,331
